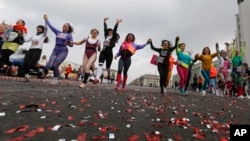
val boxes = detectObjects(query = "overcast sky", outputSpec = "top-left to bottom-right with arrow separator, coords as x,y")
0,0 -> 238,83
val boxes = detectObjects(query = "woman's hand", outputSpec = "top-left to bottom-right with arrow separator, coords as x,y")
43,14 -> 48,20
116,19 -> 123,24
104,17 -> 109,22
147,38 -> 152,44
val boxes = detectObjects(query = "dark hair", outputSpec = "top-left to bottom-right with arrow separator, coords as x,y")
37,25 -> 45,33
161,40 -> 172,47
66,23 -> 73,33
36,25 -> 49,43
202,47 -> 211,55
178,43 -> 185,48
107,28 -> 113,32
125,33 -> 135,42
20,19 -> 25,26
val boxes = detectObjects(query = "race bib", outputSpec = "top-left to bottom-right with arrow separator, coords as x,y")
5,31 -> 18,41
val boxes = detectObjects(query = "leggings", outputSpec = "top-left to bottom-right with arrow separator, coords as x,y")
158,64 -> 168,93
117,58 -> 131,76
23,49 -> 42,74
177,65 -> 189,89
47,47 -> 68,77
0,49 -> 15,67
98,48 -> 113,70
201,69 -> 210,91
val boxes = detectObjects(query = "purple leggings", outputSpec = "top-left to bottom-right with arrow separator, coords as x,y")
47,47 -> 68,77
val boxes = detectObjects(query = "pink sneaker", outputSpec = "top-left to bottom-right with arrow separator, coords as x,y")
115,85 -> 120,90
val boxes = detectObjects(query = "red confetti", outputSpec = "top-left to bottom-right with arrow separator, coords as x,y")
5,125 -> 29,133
81,98 -> 88,103
77,133 -> 87,141
173,133 -> 182,141
99,127 -> 107,133
128,135 -> 140,141
91,135 -> 108,140
67,115 -> 74,120
24,127 -> 44,137
78,120 -> 86,126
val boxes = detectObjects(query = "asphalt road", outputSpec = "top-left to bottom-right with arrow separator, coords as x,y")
0,76 -> 250,141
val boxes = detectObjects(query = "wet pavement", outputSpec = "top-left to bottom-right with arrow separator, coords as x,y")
0,76 -> 250,141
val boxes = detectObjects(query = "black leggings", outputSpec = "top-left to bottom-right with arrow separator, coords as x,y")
23,49 -> 42,74
0,49 -> 14,67
98,49 -> 113,69
158,64 -> 169,93
117,58 -> 131,76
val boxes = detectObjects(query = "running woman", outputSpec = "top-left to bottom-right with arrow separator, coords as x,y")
21,24 -> 49,82
230,40 -> 246,99
216,42 -> 231,96
149,36 -> 179,94
195,45 -> 218,96
93,17 -> 122,84
44,14 -> 73,84
176,42 -> 193,95
115,33 -> 150,91
72,29 -> 101,88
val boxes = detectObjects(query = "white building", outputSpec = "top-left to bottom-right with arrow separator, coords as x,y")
236,0 -> 250,64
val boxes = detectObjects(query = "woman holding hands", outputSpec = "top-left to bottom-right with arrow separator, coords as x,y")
72,29 -> 101,88
43,14 -> 73,84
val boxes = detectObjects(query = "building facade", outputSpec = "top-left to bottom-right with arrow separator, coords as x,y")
130,74 -> 160,87
236,0 -> 250,64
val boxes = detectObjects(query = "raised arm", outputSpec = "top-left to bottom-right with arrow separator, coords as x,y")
149,39 -> 160,52
170,36 -> 179,52
103,17 -> 109,37
240,40 -> 246,56
43,21 -> 48,36
43,14 -> 60,35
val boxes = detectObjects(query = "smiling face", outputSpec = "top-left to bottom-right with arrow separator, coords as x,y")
203,47 -> 210,55
220,50 -> 227,57
162,40 -> 169,49
125,33 -> 135,42
62,23 -> 69,32
179,43 -> 186,51
90,29 -> 99,38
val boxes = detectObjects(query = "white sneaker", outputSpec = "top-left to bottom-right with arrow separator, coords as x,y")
202,90 -> 206,96
164,88 -> 167,93
238,95 -> 244,99
50,78 -> 58,85
247,96 -> 250,99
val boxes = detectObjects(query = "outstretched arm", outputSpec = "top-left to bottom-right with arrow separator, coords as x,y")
43,14 -> 59,35
148,39 -> 160,52
72,37 -> 86,45
171,36 -> 180,52
103,17 -> 109,37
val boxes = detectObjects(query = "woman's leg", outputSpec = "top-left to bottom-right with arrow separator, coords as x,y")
80,53 -> 97,88
158,65 -> 166,94
122,59 -> 131,90
201,69 -> 210,93
115,58 -> 124,89
49,50 -> 68,84
177,65 -> 185,94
